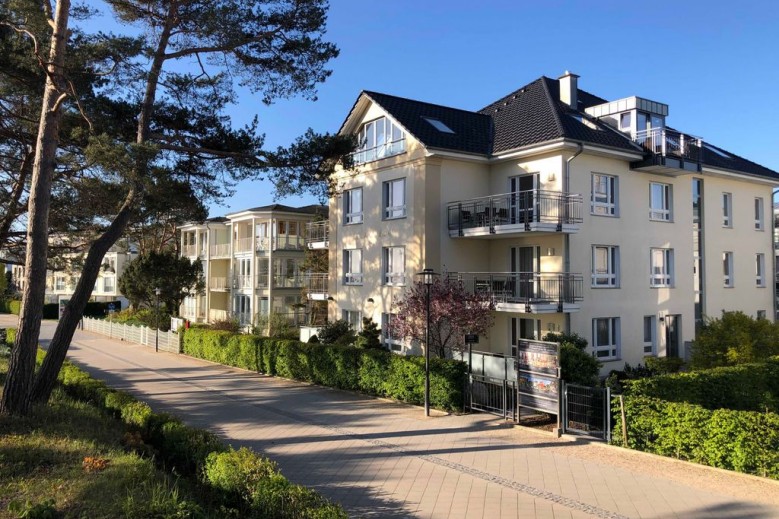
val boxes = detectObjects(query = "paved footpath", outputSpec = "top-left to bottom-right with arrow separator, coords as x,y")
8,316 -> 779,519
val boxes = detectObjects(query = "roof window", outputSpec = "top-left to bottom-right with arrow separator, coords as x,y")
422,117 -> 455,134
703,143 -> 731,159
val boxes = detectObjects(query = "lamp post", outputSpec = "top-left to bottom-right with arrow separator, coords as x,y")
154,287 -> 161,352
416,268 -> 439,416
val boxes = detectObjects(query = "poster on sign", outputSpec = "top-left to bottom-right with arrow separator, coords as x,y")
517,339 -> 560,415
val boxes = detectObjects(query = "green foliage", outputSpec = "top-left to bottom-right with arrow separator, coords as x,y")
253,312 -> 299,339
624,357 -> 779,413
355,317 -> 382,350
691,311 -> 779,369
307,334 -> 319,344
317,319 -> 355,345
543,331 -> 588,351
183,328 -> 467,411
210,318 -> 242,333
7,499 -> 58,519
1,299 -> 22,315
604,362 -> 655,393
644,355 -> 684,374
559,343 -> 601,386
119,251 -> 204,314
205,448 -> 279,502
614,395 -> 779,479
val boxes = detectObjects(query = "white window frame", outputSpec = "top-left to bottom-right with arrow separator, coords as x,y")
756,253 -> 765,287
592,317 -> 620,360
344,187 -> 363,225
383,178 -> 407,219
354,116 -> 406,164
55,276 -> 66,291
103,276 -> 115,293
650,248 -> 674,288
591,245 -> 618,287
643,316 -> 656,355
723,251 -> 734,287
722,192 -> 732,227
591,173 -> 617,216
649,182 -> 672,221
382,313 -> 402,352
342,310 -> 362,332
343,249 -> 363,285
383,246 -> 406,286
755,197 -> 764,230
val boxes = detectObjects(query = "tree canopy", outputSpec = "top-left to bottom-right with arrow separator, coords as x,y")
118,251 -> 204,314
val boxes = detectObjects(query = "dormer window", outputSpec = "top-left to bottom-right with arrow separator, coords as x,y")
354,116 -> 405,165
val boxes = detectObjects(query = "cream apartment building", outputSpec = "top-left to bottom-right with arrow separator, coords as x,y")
320,72 -> 778,371
179,204 -> 326,328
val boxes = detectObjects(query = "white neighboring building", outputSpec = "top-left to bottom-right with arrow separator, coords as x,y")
324,71 -> 778,372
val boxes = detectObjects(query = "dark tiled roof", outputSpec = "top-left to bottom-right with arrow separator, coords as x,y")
363,92 -> 493,155
206,216 -> 228,223
350,77 -> 777,180
240,204 -> 328,216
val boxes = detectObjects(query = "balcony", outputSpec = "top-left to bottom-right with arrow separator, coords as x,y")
209,276 -> 230,291
447,190 -> 583,238
234,237 -> 253,254
273,274 -> 303,289
447,272 -> 583,313
631,128 -> 704,174
351,138 -> 406,166
303,273 -> 329,300
208,309 -> 229,322
182,245 -> 197,257
305,221 -> 329,249
210,243 -> 231,258
231,274 -> 254,290
256,235 -> 306,252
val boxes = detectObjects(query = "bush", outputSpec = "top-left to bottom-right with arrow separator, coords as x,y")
355,318 -> 382,350
43,303 -> 58,319
317,319 -> 355,346
543,331 -> 587,351
182,328 -> 467,411
560,344 -> 600,386
691,311 -> 779,369
210,318 -> 241,333
644,355 -> 684,374
308,334 -> 319,344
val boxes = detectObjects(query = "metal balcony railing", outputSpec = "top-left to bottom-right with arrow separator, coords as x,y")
633,128 -> 703,162
303,273 -> 329,295
256,235 -> 306,252
305,221 -> 329,245
273,274 -> 303,288
447,272 -> 583,310
447,190 -> 583,234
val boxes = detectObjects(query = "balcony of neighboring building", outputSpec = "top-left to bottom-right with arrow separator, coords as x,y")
446,272 -> 583,313
305,221 -> 329,249
209,276 -> 230,291
630,127 -> 704,174
255,234 -> 306,253
272,274 -> 303,289
447,190 -> 583,238
303,273 -> 329,300
210,242 -> 231,258
208,309 -> 229,322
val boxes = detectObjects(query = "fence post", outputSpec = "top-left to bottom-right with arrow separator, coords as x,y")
619,394 -> 628,446
605,387 -> 612,443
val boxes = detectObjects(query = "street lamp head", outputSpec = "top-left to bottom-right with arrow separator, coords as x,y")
416,268 -> 439,286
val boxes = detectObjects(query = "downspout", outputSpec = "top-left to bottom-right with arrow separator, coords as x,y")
564,143 -> 584,334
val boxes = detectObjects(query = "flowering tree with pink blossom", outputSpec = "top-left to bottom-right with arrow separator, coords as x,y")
391,276 -> 495,358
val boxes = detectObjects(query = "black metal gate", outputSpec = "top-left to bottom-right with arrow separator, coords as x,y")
562,383 -> 611,440
468,374 -> 517,421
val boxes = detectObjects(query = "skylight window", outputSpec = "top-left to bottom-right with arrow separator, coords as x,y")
569,114 -> 601,131
422,117 -> 455,134
704,143 -> 731,159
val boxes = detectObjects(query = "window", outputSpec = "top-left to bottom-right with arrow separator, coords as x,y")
593,317 -> 620,360
591,245 -> 618,287
643,316 -> 656,355
103,277 -> 115,293
649,182 -> 672,221
722,193 -> 732,227
354,116 -> 405,164
619,112 -> 631,131
723,251 -> 734,287
756,253 -> 765,287
383,246 -> 405,285
233,295 -> 251,325
383,178 -> 406,219
422,117 -> 455,134
382,313 -> 402,351
344,188 -> 363,225
757,310 -> 767,320
650,248 -> 674,287
591,174 -> 617,216
342,310 -> 362,331
755,198 -> 764,230
343,249 -> 363,285
55,276 -> 66,291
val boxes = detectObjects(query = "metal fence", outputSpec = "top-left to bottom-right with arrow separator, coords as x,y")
562,382 -> 611,440
468,374 -> 517,421
82,317 -> 180,353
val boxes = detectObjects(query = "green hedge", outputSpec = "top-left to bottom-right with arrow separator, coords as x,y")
52,351 -> 345,518
625,357 -> 779,413
0,300 -> 21,315
182,328 -> 467,412
0,300 -> 119,319
614,395 -> 779,479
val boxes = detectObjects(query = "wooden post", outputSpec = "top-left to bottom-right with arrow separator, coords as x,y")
619,394 -> 628,446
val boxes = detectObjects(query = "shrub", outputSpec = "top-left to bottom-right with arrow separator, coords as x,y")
42,303 -> 58,319
560,343 -> 600,386
644,355 -> 684,374
691,311 -> 779,369
210,318 -> 241,333
543,331 -> 588,351
317,319 -> 354,346
308,334 -> 319,344
355,318 -> 382,350
205,448 -> 279,503
8,300 -> 21,315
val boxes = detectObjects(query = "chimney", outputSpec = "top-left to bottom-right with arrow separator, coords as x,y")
558,71 -> 579,109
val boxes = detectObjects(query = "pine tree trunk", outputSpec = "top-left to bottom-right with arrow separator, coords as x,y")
0,0 -> 71,415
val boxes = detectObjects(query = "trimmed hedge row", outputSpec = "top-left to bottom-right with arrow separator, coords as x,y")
52,347 -> 346,518
0,300 -> 21,315
182,328 -> 467,412
0,300 -> 119,319
625,357 -> 779,413
614,395 -> 779,479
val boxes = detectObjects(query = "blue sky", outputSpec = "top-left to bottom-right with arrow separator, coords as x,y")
86,1 -> 779,216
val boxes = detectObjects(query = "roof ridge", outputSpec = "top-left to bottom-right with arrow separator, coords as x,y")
477,76 -> 547,113
363,91 -> 487,118
539,77 -> 565,137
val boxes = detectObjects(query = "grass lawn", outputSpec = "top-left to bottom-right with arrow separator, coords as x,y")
0,356 -> 215,518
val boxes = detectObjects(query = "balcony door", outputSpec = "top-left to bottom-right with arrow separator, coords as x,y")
510,317 -> 541,356
509,173 -> 538,224
511,246 -> 540,301
665,314 -> 681,358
